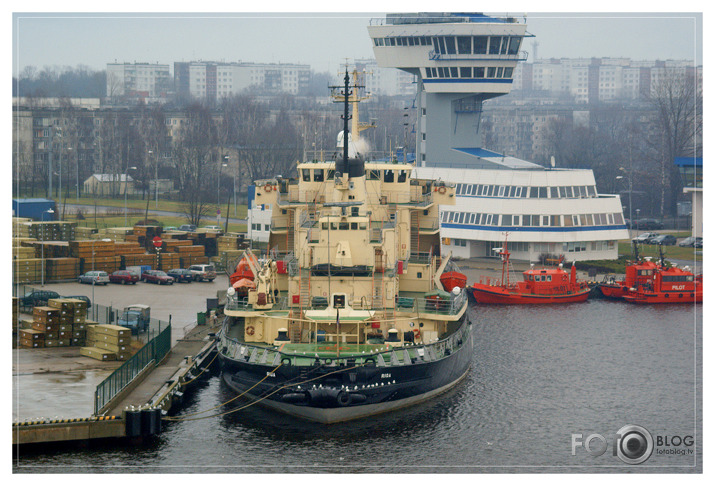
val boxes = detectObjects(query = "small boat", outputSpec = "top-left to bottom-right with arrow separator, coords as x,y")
469,236 -> 590,304
599,243 -> 659,299
440,271 -> 467,293
623,265 -> 702,304
601,243 -> 703,304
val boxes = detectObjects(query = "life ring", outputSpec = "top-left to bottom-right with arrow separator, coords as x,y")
413,328 -> 421,340
264,184 -> 272,193
438,186 -> 446,194
246,326 -> 255,336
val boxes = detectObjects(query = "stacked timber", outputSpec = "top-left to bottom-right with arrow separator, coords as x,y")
14,221 -> 77,241
45,258 -> 81,281
19,329 -> 45,349
82,324 -> 133,361
74,227 -> 98,239
217,233 -> 249,252
122,254 -> 157,269
12,245 -> 36,260
180,255 -> 210,268
47,298 -> 88,347
105,227 -> 134,242
113,241 -> 146,256
163,239 -> 192,252
133,225 -> 162,249
13,259 -> 43,283
12,297 -> 20,346
176,245 -> 205,257
158,252 -> 180,271
23,241 -> 71,259
69,239 -> 116,259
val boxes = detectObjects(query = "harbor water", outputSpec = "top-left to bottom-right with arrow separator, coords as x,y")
14,299 -> 702,473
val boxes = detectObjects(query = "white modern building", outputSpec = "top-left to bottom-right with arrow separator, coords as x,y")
414,165 -> 629,262
368,13 -> 628,261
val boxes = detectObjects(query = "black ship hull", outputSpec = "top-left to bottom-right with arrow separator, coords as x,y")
217,316 -> 473,424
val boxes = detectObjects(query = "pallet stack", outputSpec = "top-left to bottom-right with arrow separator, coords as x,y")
13,259 -> 43,283
69,239 -> 116,259
21,306 -> 59,348
113,241 -> 146,256
23,241 -> 72,259
158,252 -> 180,271
12,245 -> 36,260
105,227 -> 135,242
180,255 -> 210,268
82,324 -> 133,361
122,254 -> 157,269
74,227 -> 98,239
217,234 -> 249,252
14,221 -> 78,241
45,258 -> 81,281
47,298 -> 88,347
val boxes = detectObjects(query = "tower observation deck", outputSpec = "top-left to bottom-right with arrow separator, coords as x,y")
368,12 -> 530,168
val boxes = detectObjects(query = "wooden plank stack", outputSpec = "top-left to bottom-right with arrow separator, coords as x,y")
180,255 -> 210,268
13,259 -> 43,283
113,241 -> 146,255
158,252 -> 180,271
20,329 -> 45,348
14,221 -> 77,241
218,233 -> 249,252
69,239 -> 116,259
23,241 -> 72,258
122,254 -> 157,269
74,227 -> 98,239
45,258 -> 81,281
47,298 -> 88,347
82,324 -> 133,361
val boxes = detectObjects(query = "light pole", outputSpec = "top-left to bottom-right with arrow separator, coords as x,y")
149,150 -> 158,209
124,166 -> 137,227
40,209 -> 54,287
91,238 -> 112,319
616,173 -> 632,238
636,209 -> 641,234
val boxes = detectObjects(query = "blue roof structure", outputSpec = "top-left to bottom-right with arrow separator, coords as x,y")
674,156 -> 702,167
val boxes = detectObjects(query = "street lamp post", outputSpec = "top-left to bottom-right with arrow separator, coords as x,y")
40,209 -> 54,287
91,238 -> 112,319
124,166 -> 137,227
616,174 -> 633,238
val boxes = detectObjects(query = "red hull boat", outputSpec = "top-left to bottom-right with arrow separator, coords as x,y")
470,236 -> 591,305
623,267 -> 702,304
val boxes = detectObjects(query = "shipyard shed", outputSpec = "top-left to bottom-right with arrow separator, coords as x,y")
12,198 -> 56,221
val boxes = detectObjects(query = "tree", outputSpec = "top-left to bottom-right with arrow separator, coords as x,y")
648,68 -> 702,218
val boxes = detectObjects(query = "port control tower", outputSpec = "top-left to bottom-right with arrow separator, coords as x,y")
368,13 -> 530,168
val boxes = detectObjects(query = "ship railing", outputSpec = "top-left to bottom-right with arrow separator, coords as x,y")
218,310 -> 471,368
408,251 -> 432,264
225,295 -> 290,312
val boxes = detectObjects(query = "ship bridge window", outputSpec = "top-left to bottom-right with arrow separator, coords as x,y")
508,37 -> 522,55
313,169 -> 324,182
350,222 -> 358,230
497,67 -> 504,78
450,67 -> 459,77
474,67 -> 485,78
469,184 -> 477,195
383,170 -> 395,183
302,169 -> 311,182
460,67 -> 472,78
397,171 -> 408,183
587,186 -> 596,197
503,67 -> 514,78
444,36 -> 456,54
367,169 -> 380,180
327,169 -> 335,180
487,67 -> 497,78
424,68 -> 433,78
457,36 -> 472,54
339,222 -> 349,230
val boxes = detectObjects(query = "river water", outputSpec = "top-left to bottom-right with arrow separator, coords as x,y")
14,299 -> 702,473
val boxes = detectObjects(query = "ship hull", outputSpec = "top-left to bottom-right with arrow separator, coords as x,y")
623,290 -> 703,304
470,284 -> 591,304
598,283 -> 628,299
217,317 -> 473,424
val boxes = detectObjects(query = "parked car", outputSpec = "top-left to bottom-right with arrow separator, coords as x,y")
142,270 -> 174,285
188,264 -> 217,282
167,268 -> 193,283
78,270 -> 110,285
20,290 -> 60,307
163,226 -> 178,232
203,225 -> 222,231
62,295 -> 91,307
109,270 -> 139,285
679,236 -> 703,248
635,218 -> 664,230
651,234 -> 677,246
632,232 -> 660,244
178,224 -> 197,232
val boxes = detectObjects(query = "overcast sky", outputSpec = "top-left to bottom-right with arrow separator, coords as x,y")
11,8 -> 703,77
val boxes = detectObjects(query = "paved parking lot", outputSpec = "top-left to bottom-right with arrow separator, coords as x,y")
30,274 -> 231,330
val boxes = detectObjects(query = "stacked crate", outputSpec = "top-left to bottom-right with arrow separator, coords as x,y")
12,297 -> 19,344
12,245 -> 36,260
82,324 -> 132,361
48,298 -> 88,347
113,241 -> 146,256
21,306 -> 59,348
20,329 -> 45,348
217,233 -> 249,252
70,240 -> 121,274
106,227 -> 134,242
24,241 -> 71,258
122,254 -> 157,269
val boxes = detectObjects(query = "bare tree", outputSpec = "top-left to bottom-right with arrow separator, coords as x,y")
648,68 -> 702,218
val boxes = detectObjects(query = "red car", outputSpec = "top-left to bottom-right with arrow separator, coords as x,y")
109,270 -> 139,285
142,270 -> 174,285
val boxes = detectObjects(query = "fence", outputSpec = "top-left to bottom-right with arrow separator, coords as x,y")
94,323 -> 172,414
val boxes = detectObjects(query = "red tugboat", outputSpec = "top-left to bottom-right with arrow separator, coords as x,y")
599,242 -> 659,299
623,265 -> 703,304
469,236 -> 591,304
